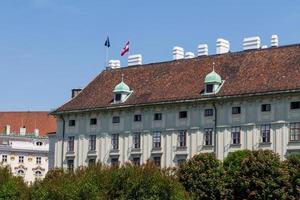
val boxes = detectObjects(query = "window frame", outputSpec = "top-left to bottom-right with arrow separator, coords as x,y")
115,93 -> 122,101
89,135 -> 97,151
179,111 -> 188,119
231,126 -> 241,145
69,120 -> 76,127
132,157 -> 141,166
134,114 -> 142,122
154,113 -> 162,121
232,107 -> 241,115
36,156 -> 42,165
112,116 -> 120,124
111,134 -> 119,150
68,136 -> 75,152
133,132 -> 141,149
291,101 -> 300,110
204,128 -> 213,146
67,159 -> 74,172
19,156 -> 24,163
204,109 -> 214,117
178,130 -> 187,147
2,155 -> 7,163
90,118 -> 97,125
153,156 -> 161,167
206,84 -> 214,93
261,104 -> 271,112
290,122 -> 300,141
111,158 -> 119,167
261,124 -> 271,143
153,131 -> 161,148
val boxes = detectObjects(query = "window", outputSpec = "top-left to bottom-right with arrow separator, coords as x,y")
291,101 -> 300,109
206,84 -> 214,93
68,136 -> 75,152
2,155 -> 7,163
115,93 -> 121,101
111,134 -> 119,150
153,131 -> 161,148
177,159 -> 186,165
111,158 -> 119,167
204,109 -> 213,117
19,156 -> 24,163
35,171 -> 42,177
231,126 -> 241,144
153,156 -> 161,167
261,124 -> 271,143
261,104 -> 271,112
134,114 -> 142,122
89,135 -> 96,151
90,118 -> 97,125
36,141 -> 43,146
132,157 -> 140,166
290,122 -> 300,141
112,116 -> 120,124
204,128 -> 213,146
69,120 -> 75,126
36,157 -> 42,165
154,113 -> 162,121
178,130 -> 187,147
232,107 -> 241,114
67,160 -> 74,172
133,132 -> 141,149
17,170 -> 25,176
88,159 -> 96,166
179,111 -> 187,119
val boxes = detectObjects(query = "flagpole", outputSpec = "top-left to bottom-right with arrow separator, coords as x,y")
106,46 -> 109,68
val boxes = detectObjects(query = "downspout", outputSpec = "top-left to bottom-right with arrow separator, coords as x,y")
60,116 -> 65,168
213,102 -> 217,157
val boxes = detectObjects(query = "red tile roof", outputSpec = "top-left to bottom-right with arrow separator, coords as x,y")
0,112 -> 56,136
54,44 -> 300,113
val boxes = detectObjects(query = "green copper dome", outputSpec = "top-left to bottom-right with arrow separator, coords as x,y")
204,70 -> 222,84
113,81 -> 130,93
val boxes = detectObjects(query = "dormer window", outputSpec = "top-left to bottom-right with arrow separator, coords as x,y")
206,84 -> 214,93
113,75 -> 133,103
203,63 -> 224,95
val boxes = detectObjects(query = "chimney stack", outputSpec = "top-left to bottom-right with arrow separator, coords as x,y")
172,46 -> 184,60
271,35 -> 279,47
128,54 -> 142,66
197,44 -> 208,56
5,125 -> 10,135
20,126 -> 26,136
185,52 -> 195,59
108,60 -> 121,69
71,88 -> 82,98
34,128 -> 39,137
243,36 -> 261,50
216,38 -> 230,54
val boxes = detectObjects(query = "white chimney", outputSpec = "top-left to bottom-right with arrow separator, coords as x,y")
216,38 -> 230,54
172,46 -> 184,60
108,60 -> 121,69
20,127 -> 26,136
243,36 -> 261,50
261,45 -> 268,49
5,125 -> 10,135
128,54 -> 142,66
185,52 -> 195,59
34,128 -> 39,137
271,35 -> 279,47
197,44 -> 208,56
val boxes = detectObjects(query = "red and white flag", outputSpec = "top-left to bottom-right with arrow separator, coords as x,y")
121,41 -> 129,56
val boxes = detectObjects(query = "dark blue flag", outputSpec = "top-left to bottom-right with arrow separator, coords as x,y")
104,37 -> 110,48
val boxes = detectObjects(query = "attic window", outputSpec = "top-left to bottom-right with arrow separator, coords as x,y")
113,75 -> 132,104
206,84 -> 214,93
115,93 -> 121,101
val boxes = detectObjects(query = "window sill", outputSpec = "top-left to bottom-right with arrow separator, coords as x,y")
87,150 -> 97,156
288,141 -> 300,145
230,143 -> 241,148
176,146 -> 187,151
151,148 -> 163,154
259,142 -> 272,147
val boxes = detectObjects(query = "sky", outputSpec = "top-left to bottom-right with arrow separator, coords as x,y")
0,0 -> 300,111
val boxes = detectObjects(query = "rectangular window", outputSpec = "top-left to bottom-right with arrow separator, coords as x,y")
204,109 -> 214,117
88,159 -> 96,166
179,111 -> 187,119
134,114 -> 142,122
90,118 -> 97,125
111,158 -> 119,167
153,156 -> 161,167
2,155 -> 7,163
153,131 -> 161,148
154,113 -> 162,121
204,128 -> 213,146
111,134 -> 119,150
261,124 -> 271,143
89,135 -> 96,151
206,84 -> 214,93
291,101 -> 300,109
67,160 -> 74,172
177,159 -> 186,165
112,116 -> 120,124
36,156 -> 42,165
133,132 -> 141,149
232,107 -> 241,115
69,120 -> 75,126
132,157 -> 140,166
68,136 -> 75,152
231,126 -> 241,144
261,104 -> 271,112
178,130 -> 187,147
115,93 -> 121,101
19,156 -> 24,163
290,122 -> 300,141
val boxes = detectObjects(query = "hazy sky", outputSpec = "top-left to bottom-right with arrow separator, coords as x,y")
1,0 -> 300,111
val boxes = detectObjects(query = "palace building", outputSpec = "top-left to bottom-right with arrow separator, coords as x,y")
0,112 -> 56,183
51,35 -> 300,170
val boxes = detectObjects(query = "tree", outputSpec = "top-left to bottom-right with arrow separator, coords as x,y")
177,153 -> 227,200
285,154 -> 300,199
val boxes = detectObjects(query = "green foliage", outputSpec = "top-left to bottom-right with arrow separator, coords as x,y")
0,166 -> 30,200
285,154 -> 300,198
177,153 -> 227,200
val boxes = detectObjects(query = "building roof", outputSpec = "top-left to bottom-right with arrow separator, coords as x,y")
54,44 -> 300,114
0,112 -> 56,136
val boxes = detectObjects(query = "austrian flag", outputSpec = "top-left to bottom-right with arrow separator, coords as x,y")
121,41 -> 129,56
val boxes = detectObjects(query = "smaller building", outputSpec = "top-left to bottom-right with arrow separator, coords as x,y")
0,112 -> 56,184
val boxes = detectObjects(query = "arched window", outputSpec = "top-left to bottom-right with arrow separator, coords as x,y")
36,141 -> 43,146
17,170 -> 25,176
35,171 -> 42,177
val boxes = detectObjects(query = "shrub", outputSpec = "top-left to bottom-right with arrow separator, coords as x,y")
285,154 -> 300,198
